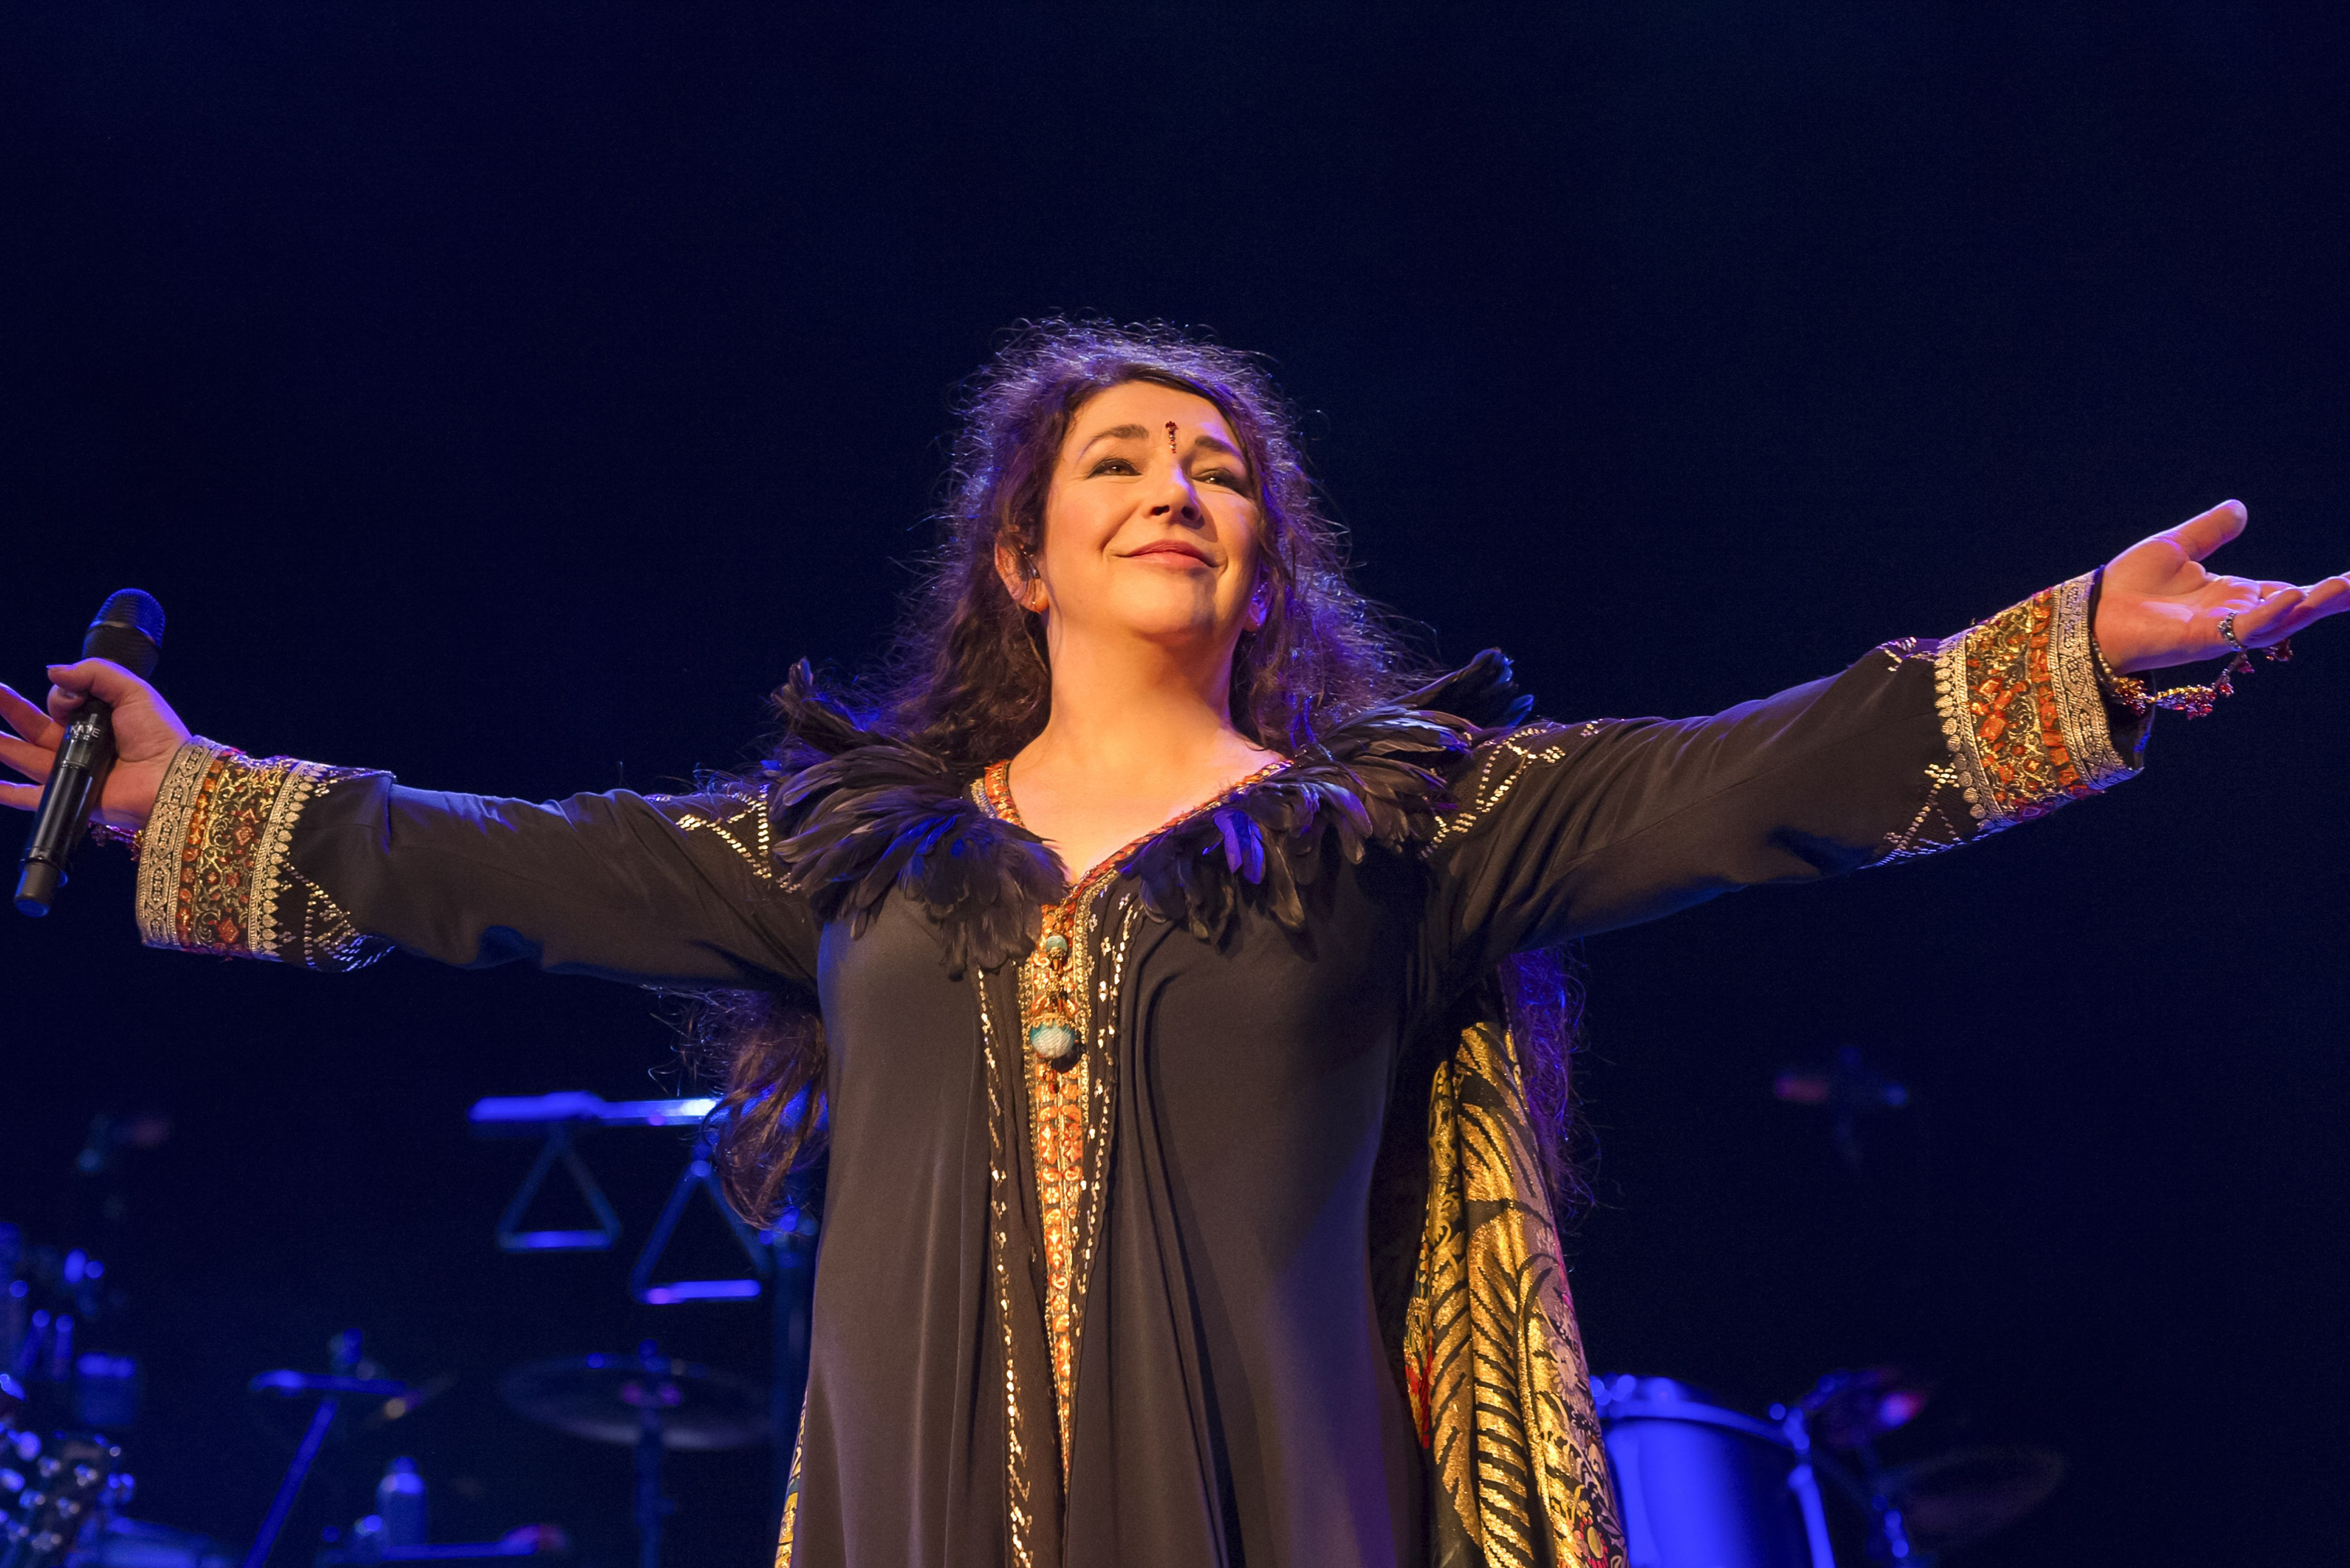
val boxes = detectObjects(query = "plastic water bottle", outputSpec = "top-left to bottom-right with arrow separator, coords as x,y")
376,1456 -> 428,1547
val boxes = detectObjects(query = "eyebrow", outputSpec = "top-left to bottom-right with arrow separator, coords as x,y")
1075,424 -> 1248,463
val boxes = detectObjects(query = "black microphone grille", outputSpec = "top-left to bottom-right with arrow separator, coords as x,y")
83,589 -> 166,679
93,589 -> 165,641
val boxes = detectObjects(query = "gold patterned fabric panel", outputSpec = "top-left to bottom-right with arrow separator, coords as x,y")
1921,572 -> 2142,846
775,1422 -> 804,1566
1402,1018 -> 1624,1568
133,738 -> 385,972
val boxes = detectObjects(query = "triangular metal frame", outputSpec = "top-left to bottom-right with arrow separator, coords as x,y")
629,1131 -> 771,1303
495,1123 -> 624,1252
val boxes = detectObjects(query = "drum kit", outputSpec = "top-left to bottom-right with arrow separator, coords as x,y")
1597,1049 -> 2069,1565
2,1332 -> 774,1568
2,1096 -> 810,1568
8,1071 -> 2066,1566
1593,1372 -> 2064,1567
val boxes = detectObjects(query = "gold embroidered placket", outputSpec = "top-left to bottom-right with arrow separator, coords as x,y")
975,760 -> 1277,1485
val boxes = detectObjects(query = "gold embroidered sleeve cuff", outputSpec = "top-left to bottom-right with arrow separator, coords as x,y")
133,738 -> 387,971
1932,572 -> 2147,835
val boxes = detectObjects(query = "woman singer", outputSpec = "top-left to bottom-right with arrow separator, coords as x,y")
5,321 -> 2345,1568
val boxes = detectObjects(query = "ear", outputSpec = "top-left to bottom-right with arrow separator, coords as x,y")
994,537 -> 1044,612
1246,580 -> 1270,630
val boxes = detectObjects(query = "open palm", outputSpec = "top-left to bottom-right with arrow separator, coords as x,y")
2093,500 -> 2350,674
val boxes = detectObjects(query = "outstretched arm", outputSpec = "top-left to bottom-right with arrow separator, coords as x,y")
0,666 -> 815,988
1425,502 -> 2348,982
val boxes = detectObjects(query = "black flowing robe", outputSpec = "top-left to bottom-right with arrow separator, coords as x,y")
128,576 -> 2145,1568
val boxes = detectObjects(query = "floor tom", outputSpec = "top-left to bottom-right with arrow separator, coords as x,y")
1592,1375 -> 1833,1568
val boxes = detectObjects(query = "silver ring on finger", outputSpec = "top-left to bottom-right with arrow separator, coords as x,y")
2218,610 -> 2245,654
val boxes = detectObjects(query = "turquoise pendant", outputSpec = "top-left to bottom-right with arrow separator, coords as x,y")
1026,1019 -> 1079,1062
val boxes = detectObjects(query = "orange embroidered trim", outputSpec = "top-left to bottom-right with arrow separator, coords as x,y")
1933,574 -> 2137,834
134,738 -> 380,970
168,747 -> 311,953
1026,1049 -> 1088,1467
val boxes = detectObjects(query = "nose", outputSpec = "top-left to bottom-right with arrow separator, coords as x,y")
1147,461 -> 1204,524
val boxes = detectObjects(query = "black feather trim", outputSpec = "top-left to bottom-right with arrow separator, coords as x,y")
1396,647 -> 1535,734
1123,688 -> 1490,940
763,665 -> 1062,976
761,653 -> 1535,966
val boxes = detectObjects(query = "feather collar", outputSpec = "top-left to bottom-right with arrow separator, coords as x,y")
764,652 -> 1533,974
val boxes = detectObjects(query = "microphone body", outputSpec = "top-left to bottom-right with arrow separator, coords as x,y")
15,590 -> 165,917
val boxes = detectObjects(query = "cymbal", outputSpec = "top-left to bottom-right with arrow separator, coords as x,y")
1796,1365 -> 1933,1450
1884,1444 -> 2066,1552
498,1354 -> 770,1452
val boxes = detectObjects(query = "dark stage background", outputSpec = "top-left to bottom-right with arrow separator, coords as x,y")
5,5 -> 2347,1563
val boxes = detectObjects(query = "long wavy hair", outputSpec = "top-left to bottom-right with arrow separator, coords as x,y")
693,320 -> 1580,1222
885,317 -> 1406,764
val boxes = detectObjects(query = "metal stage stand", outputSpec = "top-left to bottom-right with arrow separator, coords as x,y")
468,1093 -> 819,1547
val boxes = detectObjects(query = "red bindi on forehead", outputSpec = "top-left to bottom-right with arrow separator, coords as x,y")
1166,421 -> 1178,453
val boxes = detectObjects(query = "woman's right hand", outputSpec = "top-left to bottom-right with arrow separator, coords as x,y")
0,661 -> 194,830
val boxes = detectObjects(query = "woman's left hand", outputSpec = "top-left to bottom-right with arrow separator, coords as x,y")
2093,500 -> 2350,674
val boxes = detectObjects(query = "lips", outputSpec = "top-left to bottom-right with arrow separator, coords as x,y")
1123,541 -> 1213,566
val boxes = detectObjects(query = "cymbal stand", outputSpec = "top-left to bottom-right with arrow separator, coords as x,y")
1822,1447 -> 1923,1566
1768,1407 -> 1928,1567
1773,1403 -> 1839,1568
241,1335 -> 407,1568
629,1342 -> 670,1568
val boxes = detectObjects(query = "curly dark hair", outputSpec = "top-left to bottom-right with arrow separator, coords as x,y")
881,317 -> 1413,765
695,320 -> 1580,1224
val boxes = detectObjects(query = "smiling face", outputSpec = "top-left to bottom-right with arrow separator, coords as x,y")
999,379 -> 1268,662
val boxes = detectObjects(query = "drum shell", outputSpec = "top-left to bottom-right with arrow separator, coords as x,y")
77,1518 -> 239,1568
1595,1375 -> 1819,1568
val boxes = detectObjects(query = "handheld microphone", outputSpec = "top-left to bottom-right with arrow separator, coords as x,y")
14,590 -> 166,917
